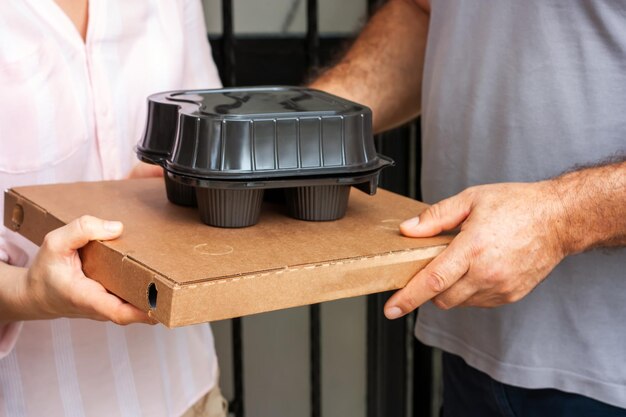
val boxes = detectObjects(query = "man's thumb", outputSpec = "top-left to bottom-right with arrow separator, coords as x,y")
400,193 -> 471,237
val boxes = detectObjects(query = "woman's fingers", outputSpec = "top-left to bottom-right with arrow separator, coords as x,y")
44,215 -> 123,254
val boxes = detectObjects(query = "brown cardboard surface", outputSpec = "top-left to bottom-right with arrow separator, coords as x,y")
4,179 -> 452,327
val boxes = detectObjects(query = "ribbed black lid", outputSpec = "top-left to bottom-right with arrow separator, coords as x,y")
137,87 -> 392,181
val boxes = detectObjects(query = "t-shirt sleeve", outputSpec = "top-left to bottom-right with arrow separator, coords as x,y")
180,0 -> 223,89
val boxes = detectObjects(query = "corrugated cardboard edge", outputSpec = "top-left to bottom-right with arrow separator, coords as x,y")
4,188 -> 64,245
4,189 -> 175,324
79,242 -> 176,324
167,245 -> 446,326
4,188 -> 448,328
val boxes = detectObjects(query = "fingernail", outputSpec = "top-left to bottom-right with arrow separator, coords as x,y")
104,221 -> 123,233
400,217 -> 420,230
147,311 -> 159,325
385,306 -> 403,320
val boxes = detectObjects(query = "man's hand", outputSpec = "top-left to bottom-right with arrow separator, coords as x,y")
384,182 -> 567,319
383,158 -> 625,319
1,215 -> 155,325
127,161 -> 163,179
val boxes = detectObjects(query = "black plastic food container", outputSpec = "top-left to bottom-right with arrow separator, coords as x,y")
137,87 -> 393,227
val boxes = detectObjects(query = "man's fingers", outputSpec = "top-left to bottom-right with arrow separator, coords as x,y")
45,215 -> 123,253
399,191 -> 473,238
384,235 -> 471,319
432,278 -> 478,310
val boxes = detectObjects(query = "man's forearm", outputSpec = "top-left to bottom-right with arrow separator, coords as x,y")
549,157 -> 626,255
311,0 -> 429,133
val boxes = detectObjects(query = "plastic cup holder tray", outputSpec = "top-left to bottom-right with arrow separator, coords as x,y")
137,86 -> 393,228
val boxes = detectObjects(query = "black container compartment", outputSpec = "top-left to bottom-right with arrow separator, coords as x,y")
285,185 -> 351,221
164,175 -> 197,207
137,95 -> 198,206
196,188 -> 264,228
138,87 -> 393,227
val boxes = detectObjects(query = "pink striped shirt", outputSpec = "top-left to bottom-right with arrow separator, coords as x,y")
0,1 -> 222,416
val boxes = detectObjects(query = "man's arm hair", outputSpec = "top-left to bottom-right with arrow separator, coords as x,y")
550,154 -> 626,255
310,0 -> 430,133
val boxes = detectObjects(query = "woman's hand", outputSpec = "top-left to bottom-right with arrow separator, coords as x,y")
1,215 -> 154,324
384,181 -> 567,319
127,161 -> 163,179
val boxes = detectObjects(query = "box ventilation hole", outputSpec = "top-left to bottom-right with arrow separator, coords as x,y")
11,204 -> 24,231
148,283 -> 158,310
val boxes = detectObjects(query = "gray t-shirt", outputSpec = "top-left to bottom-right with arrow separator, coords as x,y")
417,0 -> 626,408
